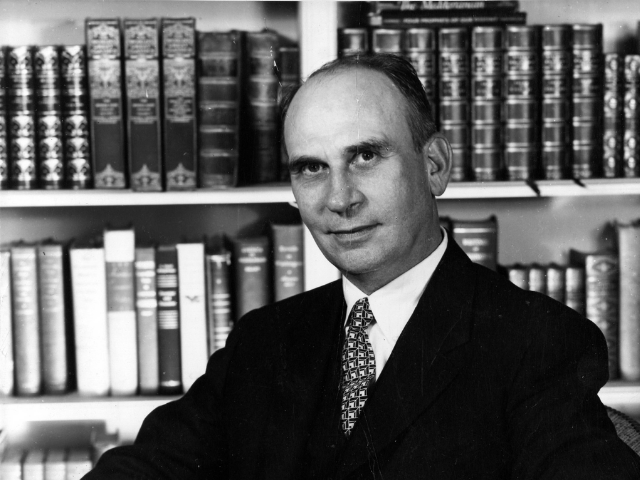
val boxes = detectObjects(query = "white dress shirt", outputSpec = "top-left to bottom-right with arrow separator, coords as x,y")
342,229 -> 448,380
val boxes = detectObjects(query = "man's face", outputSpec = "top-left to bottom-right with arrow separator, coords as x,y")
285,69 -> 448,293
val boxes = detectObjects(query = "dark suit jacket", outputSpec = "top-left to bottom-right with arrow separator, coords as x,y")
86,240 -> 640,479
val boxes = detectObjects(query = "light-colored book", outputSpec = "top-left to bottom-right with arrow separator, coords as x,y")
0,249 -> 14,396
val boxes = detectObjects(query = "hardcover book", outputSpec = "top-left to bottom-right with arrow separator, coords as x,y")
603,53 -> 623,178
565,265 -> 586,315
546,264 -> 565,304
623,55 -> 640,178
205,245 -> 233,354
528,264 -> 547,294
369,10 -> 526,28
452,216 -> 498,271
233,236 -> 270,320
507,264 -> 529,290
44,449 -> 66,480
0,47 -> 7,189
617,220 -> 640,380
272,224 -> 304,301
135,246 -> 159,394
0,248 -> 13,396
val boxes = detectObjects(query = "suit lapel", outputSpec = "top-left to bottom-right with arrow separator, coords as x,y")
335,240 -> 477,479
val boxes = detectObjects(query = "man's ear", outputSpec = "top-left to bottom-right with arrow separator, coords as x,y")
423,133 -> 452,197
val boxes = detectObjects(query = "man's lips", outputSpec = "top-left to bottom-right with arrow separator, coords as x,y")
328,224 -> 378,240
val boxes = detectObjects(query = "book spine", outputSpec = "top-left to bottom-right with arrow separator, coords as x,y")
124,18 -> 162,191
403,28 -> 437,120
8,46 -> 37,190
0,47 -> 8,189
245,31 -> 280,184
104,228 -> 138,396
565,265 -> 586,315
233,236 -> 270,320
586,253 -> 619,379
197,30 -> 243,188
176,242 -> 208,392
86,18 -> 127,189
617,220 -> 640,380
277,45 -> 300,182
338,28 -> 369,57
61,45 -> 92,189
371,1 -> 520,13
10,245 -> 41,395
370,11 -> 527,28
162,18 -> 197,191
507,264 -> 529,290
452,217 -> 498,271
0,249 -> 14,396
623,55 -> 640,178
156,244 -> 182,394
69,246 -> 110,396
134,246 -> 159,394
602,53 -> 624,178
37,243 -> 68,394
546,264 -> 565,304
206,250 -> 232,354
528,264 -> 547,294
272,224 -> 304,302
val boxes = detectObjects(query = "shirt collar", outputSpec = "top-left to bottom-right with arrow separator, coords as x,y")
342,228 -> 448,342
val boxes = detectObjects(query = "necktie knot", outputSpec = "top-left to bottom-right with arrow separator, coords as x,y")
347,297 -> 375,330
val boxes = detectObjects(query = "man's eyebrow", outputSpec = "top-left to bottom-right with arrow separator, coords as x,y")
343,139 -> 393,157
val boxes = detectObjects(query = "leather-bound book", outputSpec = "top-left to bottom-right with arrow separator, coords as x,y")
617,220 -> 640,380
623,55 -> 640,178
0,47 -> 7,189
272,224 -> 304,302
565,265 -> 586,315
206,245 -> 233,354
135,246 -> 159,394
603,53 -> 623,178
528,264 -> 547,294
452,216 -> 498,271
233,236 -> 270,320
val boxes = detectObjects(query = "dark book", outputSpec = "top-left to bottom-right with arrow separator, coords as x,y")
452,216 -> 498,271
135,246 -> 159,395
10,243 -> 41,396
197,30 -> 243,188
617,220 -> 640,381
0,248 -> 14,396
8,46 -> 37,190
371,1 -> 520,13
506,264 -> 529,290
162,18 -> 197,191
338,28 -> 369,57
277,45 -> 300,182
205,245 -> 233,354
565,265 -> 586,315
86,18 -> 127,189
368,11 -> 526,28
585,252 -> 619,379
37,241 -> 68,394
156,244 -> 182,394
528,264 -> 547,294
372,28 -> 403,54
403,28 -> 437,106
603,53 -> 623,178
233,236 -> 270,320
0,47 -> 8,189
623,55 -> 640,178
124,18 -> 163,191
272,224 -> 304,302
546,264 -> 565,304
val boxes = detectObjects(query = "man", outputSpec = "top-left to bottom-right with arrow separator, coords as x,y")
86,54 -> 640,479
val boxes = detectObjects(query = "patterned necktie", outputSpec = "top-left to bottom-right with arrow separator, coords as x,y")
341,297 -> 376,436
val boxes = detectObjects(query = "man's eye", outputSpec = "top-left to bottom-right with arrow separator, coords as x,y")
301,163 -> 323,175
356,151 -> 376,163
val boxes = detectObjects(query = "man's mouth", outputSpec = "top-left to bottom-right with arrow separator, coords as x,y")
329,224 -> 377,241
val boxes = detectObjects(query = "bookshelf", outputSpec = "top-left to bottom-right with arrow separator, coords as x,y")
1,0 -> 640,454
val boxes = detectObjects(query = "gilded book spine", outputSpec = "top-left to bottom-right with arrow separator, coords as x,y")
602,53 -> 623,178
206,249 -> 232,354
617,220 -> 640,380
623,55 -> 640,178
272,224 -> 304,302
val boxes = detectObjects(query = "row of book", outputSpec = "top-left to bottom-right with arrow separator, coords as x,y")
0,224 -> 304,398
0,448 -> 93,480
338,20 -> 640,182
504,219 -> 640,382
0,17 -> 299,191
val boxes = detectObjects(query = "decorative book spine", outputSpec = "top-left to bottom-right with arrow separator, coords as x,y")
541,25 -> 572,180
277,45 -> 300,181
452,216 -> 498,271
206,249 -> 232,354
585,253 -> 619,379
104,227 -> 138,396
86,18 -> 127,189
338,28 -> 369,58
617,220 -> 640,380
8,46 -> 37,189
61,45 -> 92,189
272,224 -> 304,302
10,244 -> 41,395
503,25 -> 540,180
507,264 -> 529,290
0,249 -> 14,396
371,1 -> 521,13
245,30 -> 280,184
37,242 -> 68,394
571,24 -> 603,179
156,244 -> 182,394
369,9 -> 526,28
233,236 -> 270,320
565,265 -> 586,315
403,28 -> 437,124
124,18 -> 162,191
546,264 -> 565,304
134,246 -> 159,394
69,245 -> 110,396
528,264 -> 547,294
162,18 -> 197,191
439,27 -> 470,181
623,55 -> 640,178
176,242 -> 208,392
470,26 -> 503,181
603,53 -> 624,178
34,46 -> 63,190
0,47 -> 7,189
197,30 -> 243,188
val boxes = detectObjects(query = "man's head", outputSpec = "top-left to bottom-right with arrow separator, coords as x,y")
283,54 -> 452,294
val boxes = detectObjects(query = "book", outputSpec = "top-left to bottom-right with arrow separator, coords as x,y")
452,216 -> 498,271
272,224 -> 304,302
603,53 -> 623,178
156,244 -> 182,394
176,241 -> 209,392
233,236 -> 270,320
277,45 -> 300,181
507,264 -> 529,290
0,248 -> 13,396
528,264 -> 547,294
617,220 -> 640,381
546,264 -> 565,304
69,242 -> 110,396
10,243 -> 41,396
197,30 -> 243,188
37,241 -> 68,394
65,448 -> 92,480
585,253 -> 619,379
0,47 -> 7,189
205,245 -> 232,354
338,28 -> 369,57
162,18 -> 197,191
371,1 -> 520,13
134,246 -> 159,394
23,449 -> 45,480
0,449 -> 23,480
565,265 -> 586,315
403,28 -> 437,107
44,449 -> 66,480
104,226 -> 138,395
623,55 -> 640,178
124,18 -> 163,191
368,11 -> 526,28
86,18 -> 127,189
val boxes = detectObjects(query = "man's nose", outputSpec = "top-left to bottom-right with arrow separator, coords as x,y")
326,170 -> 363,214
